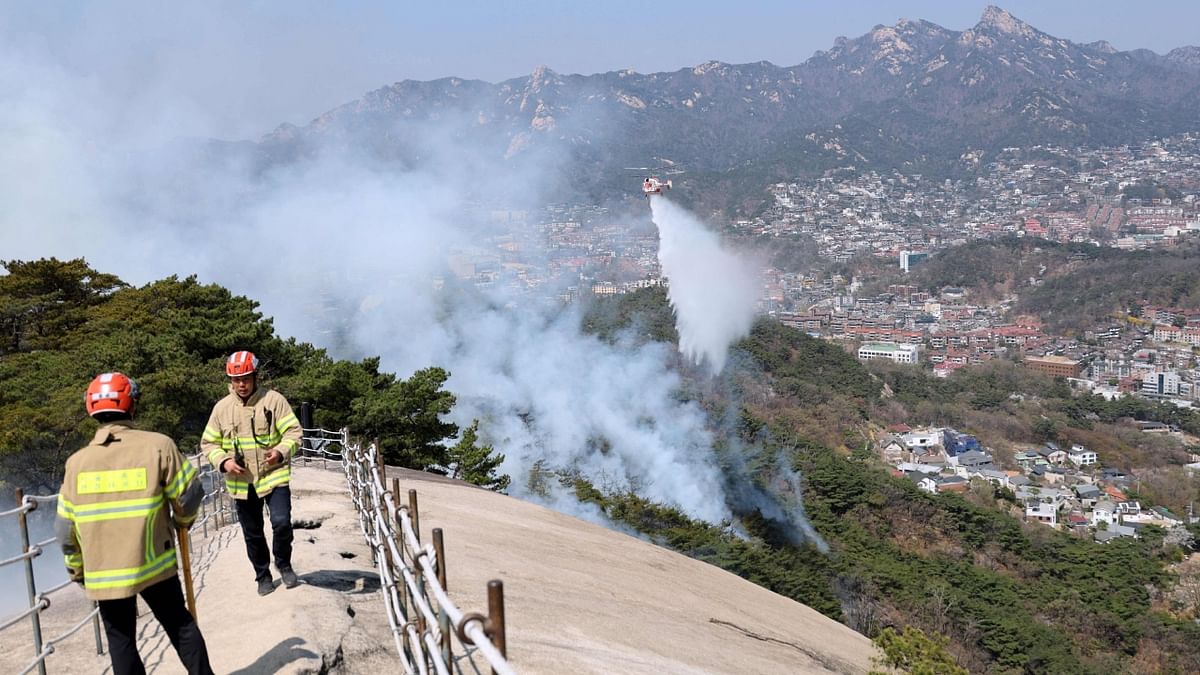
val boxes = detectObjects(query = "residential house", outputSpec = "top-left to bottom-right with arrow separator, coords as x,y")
896,462 -> 942,475
1065,512 -> 1090,532
950,449 -> 993,469
1026,500 -> 1058,526
914,475 -> 940,494
1113,523 -> 1140,538
935,475 -> 969,493
1039,467 -> 1068,485
908,445 -> 948,464
1101,468 -> 1128,482
879,435 -> 906,464
971,468 -> 1012,489
1102,485 -> 1129,502
1095,526 -> 1138,542
1150,506 -> 1183,526
1092,500 -> 1117,527
1038,443 -> 1068,465
942,429 -> 982,457
901,429 -> 942,451
1017,486 -> 1073,508
1121,504 -> 1182,527
1068,445 -> 1098,467
1116,501 -> 1142,518
1014,450 -> 1046,470
913,474 -> 971,494
1074,484 -> 1101,508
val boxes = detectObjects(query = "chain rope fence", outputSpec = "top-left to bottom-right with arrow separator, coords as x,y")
0,450 -> 234,675
332,430 -> 516,675
3,422 -> 516,675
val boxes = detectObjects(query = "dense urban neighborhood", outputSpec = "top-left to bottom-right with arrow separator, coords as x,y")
441,134 -> 1200,416
877,423 -> 1198,541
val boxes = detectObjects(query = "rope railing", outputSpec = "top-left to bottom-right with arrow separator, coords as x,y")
294,426 -> 347,470
3,423 -> 516,675
336,432 -> 517,675
0,449 -> 232,675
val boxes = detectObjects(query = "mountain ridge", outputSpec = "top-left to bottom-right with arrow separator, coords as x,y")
252,5 -> 1200,203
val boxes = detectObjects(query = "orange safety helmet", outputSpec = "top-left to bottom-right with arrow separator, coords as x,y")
226,350 -> 259,377
85,372 -> 140,416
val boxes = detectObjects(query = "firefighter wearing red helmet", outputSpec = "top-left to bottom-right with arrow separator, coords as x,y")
201,351 -> 302,595
55,372 -> 214,675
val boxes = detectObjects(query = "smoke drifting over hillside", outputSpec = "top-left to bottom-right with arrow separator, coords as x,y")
649,197 -> 760,373
0,20 -> 739,528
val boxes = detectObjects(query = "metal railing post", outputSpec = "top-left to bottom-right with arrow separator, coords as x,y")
16,489 -> 47,675
486,580 -> 507,675
92,602 -> 104,654
433,528 -> 451,664
215,490 -> 224,530
200,490 -> 209,538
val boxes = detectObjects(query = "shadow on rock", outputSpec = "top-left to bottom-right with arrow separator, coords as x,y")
227,636 -> 317,675
301,569 -> 381,594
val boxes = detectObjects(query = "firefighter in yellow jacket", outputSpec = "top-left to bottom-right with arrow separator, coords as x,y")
55,372 -> 213,675
201,350 -> 302,595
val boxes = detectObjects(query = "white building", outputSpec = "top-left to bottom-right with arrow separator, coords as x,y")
1092,500 -> 1117,527
1068,445 -> 1098,467
1142,371 -> 1181,397
858,342 -> 920,364
1026,501 -> 1058,526
900,429 -> 941,450
899,250 -> 929,273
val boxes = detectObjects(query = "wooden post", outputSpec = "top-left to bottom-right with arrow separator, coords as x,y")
433,528 -> 451,663
408,489 -> 421,544
487,580 -> 507,674
177,526 -> 198,619
391,477 -> 408,618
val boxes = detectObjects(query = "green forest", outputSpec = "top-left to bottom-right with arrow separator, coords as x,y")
0,258 -> 508,491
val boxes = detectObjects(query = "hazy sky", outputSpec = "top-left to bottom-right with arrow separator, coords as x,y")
2,1 -> 1197,139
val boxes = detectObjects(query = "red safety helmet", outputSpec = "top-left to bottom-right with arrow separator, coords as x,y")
85,372 -> 140,416
226,350 -> 259,377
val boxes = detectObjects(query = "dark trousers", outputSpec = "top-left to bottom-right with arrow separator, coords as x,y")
234,483 -> 294,581
97,575 -> 213,675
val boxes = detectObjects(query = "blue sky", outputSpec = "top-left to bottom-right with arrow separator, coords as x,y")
2,1 -> 1196,138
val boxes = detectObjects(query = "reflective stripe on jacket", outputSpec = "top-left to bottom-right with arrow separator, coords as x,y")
200,386 -> 301,499
54,422 -> 202,601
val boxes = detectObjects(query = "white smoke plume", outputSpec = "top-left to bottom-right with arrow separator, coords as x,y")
649,197 -> 759,373
0,13 -> 736,536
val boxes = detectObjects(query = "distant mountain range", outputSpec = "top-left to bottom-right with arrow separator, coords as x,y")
247,6 -> 1200,206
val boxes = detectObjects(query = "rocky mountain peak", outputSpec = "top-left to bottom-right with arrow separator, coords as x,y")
977,5 -> 1038,38
1085,40 -> 1118,54
691,60 -> 730,76
1166,45 -> 1200,68
528,65 -> 559,91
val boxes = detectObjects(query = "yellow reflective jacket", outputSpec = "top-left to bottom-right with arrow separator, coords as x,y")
55,422 -> 202,601
201,386 -> 301,500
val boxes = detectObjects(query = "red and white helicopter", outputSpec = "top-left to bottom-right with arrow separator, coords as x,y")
642,176 -> 672,196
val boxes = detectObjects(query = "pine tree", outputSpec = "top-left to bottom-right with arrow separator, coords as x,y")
446,420 -> 510,492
